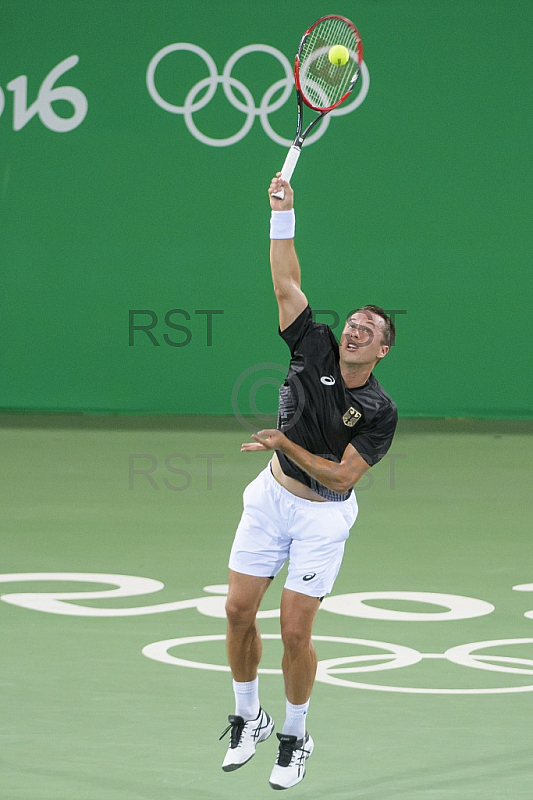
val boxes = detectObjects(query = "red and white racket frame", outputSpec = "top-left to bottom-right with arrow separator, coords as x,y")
272,15 -> 364,199
295,15 -> 363,112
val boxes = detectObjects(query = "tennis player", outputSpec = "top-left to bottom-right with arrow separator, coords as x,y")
220,174 -> 397,790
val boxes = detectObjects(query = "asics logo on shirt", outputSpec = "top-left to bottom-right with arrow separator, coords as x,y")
320,375 -> 336,386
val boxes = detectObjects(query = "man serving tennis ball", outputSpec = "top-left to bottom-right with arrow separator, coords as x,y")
221,175 -> 398,789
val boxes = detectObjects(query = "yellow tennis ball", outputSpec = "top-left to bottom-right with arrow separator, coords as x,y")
328,44 -> 350,66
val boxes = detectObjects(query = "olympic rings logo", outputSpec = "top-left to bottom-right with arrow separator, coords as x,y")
146,43 -> 370,147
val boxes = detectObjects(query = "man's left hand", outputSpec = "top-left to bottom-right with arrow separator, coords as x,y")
241,429 -> 287,452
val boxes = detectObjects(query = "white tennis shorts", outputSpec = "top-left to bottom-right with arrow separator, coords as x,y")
229,463 -> 358,598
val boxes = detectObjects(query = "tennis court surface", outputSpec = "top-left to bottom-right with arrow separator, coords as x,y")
1,414 -> 532,799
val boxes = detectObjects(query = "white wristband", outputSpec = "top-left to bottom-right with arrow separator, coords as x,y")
270,209 -> 295,240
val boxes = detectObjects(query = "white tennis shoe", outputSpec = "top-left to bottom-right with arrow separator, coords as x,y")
269,731 -> 314,790
220,708 -> 275,772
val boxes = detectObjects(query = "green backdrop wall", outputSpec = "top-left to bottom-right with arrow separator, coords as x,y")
1,1 -> 531,417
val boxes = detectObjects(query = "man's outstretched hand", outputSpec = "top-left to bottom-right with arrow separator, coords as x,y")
241,429 -> 288,452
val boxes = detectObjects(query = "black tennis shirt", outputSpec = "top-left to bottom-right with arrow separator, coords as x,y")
276,305 -> 398,501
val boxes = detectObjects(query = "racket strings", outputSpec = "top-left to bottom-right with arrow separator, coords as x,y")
299,18 -> 361,110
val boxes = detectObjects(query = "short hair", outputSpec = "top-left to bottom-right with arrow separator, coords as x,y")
347,305 -> 396,348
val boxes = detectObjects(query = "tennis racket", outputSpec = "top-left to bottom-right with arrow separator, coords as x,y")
272,15 -> 363,199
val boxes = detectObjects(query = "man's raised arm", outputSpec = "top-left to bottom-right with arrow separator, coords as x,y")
268,174 -> 308,332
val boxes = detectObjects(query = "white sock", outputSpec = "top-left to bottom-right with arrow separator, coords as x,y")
233,678 -> 260,721
282,699 -> 309,739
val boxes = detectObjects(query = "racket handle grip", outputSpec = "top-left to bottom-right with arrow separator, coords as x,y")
271,146 -> 301,199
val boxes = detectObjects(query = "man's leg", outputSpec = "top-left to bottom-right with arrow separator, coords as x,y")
269,588 -> 320,790
279,588 -> 321,706
221,569 -> 275,772
225,569 -> 272,683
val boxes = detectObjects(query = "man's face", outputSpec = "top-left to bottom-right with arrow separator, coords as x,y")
339,310 -> 389,367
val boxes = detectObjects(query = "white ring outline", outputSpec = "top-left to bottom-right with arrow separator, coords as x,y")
141,634 -> 533,694
445,638 -> 533,675
141,634 -> 419,676
259,80 -> 304,146
184,75 -> 255,147
146,43 -> 218,114
222,44 -> 293,114
260,75 -> 337,147
321,591 -> 495,621
331,61 -> 370,117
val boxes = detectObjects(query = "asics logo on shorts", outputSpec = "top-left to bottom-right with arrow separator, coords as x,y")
303,573 -> 317,582
146,43 -> 370,148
